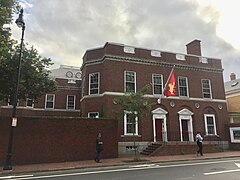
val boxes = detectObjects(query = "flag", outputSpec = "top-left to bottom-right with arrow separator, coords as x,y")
166,71 -> 177,97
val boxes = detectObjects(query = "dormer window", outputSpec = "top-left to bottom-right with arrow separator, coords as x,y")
199,57 -> 208,64
176,54 -> 185,61
124,46 -> 135,54
151,50 -> 161,57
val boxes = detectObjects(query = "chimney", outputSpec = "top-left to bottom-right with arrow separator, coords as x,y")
186,39 -> 202,56
230,73 -> 236,81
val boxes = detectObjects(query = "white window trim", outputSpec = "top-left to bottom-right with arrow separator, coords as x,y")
7,98 -> 19,106
88,112 -> 99,118
124,71 -> 136,93
88,72 -> 100,95
124,111 -> 138,135
66,95 -> 76,110
26,98 -> 34,108
152,74 -> 163,95
201,79 -> 212,99
178,76 -> 189,97
45,94 -> 55,109
229,127 -> 240,143
204,114 -> 217,135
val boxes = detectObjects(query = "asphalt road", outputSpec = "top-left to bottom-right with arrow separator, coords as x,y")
1,157 -> 240,180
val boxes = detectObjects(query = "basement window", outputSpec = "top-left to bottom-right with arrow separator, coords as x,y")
126,146 -> 137,151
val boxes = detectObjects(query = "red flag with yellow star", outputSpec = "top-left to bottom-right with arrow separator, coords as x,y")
166,71 -> 177,97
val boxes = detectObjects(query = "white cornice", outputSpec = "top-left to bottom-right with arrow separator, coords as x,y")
80,91 -> 226,103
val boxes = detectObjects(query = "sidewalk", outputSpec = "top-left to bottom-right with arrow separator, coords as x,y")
1,151 -> 240,175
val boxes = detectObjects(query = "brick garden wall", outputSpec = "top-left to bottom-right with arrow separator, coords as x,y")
0,116 -> 118,166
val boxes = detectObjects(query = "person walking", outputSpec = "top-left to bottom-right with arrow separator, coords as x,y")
195,131 -> 203,156
95,132 -> 103,163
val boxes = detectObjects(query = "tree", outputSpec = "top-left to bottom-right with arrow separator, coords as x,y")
0,0 -> 19,62
113,85 -> 152,160
0,44 -> 57,102
0,1 -> 56,102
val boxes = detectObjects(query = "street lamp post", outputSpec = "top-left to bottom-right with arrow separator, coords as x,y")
3,9 -> 25,171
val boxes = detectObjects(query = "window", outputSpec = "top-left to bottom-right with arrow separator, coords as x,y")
8,98 -> 19,106
89,72 -> 100,95
88,112 -> 99,118
125,71 -> 136,93
152,74 -> 163,95
45,94 -> 55,109
176,54 -> 185,60
199,57 -> 208,64
26,98 -> 34,108
202,79 -> 212,98
178,76 -> 188,97
68,79 -> 76,84
204,114 -> 217,135
124,46 -> 135,54
151,50 -> 161,57
67,95 -> 75,110
124,111 -> 138,135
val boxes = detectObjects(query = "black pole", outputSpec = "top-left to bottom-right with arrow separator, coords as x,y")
3,10 -> 25,171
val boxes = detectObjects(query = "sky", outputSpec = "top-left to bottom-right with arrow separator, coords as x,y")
10,0 -> 240,82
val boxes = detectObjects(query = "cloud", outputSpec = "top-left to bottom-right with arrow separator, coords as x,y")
13,0 -> 240,81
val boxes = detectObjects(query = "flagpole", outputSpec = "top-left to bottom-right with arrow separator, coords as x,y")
157,65 -> 175,104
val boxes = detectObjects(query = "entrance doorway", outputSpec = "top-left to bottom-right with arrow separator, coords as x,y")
182,120 -> 189,141
155,119 -> 163,141
152,107 -> 168,142
178,108 -> 194,142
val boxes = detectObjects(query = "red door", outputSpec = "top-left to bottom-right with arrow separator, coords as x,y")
156,119 -> 163,141
182,120 -> 189,141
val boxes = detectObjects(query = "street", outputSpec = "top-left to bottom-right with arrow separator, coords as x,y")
1,158 -> 240,180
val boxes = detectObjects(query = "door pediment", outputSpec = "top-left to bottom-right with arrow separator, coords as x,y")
177,108 -> 193,116
152,107 -> 168,115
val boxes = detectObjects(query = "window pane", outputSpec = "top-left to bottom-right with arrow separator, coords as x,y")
153,75 -> 163,95
46,94 -> 54,108
202,79 -> 211,98
179,77 -> 188,97
126,113 -> 136,134
206,115 -> 215,135
89,73 -> 99,95
125,71 -> 135,92
67,95 -> 75,109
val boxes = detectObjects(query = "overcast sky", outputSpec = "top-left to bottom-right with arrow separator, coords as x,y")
11,0 -> 240,82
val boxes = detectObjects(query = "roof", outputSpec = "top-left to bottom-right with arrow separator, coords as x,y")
224,78 -> 240,95
49,65 -> 82,80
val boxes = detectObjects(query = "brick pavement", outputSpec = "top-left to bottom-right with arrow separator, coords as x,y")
0,151 -> 240,175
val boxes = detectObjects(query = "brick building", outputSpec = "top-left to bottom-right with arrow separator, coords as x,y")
0,65 -> 82,117
225,73 -> 240,149
80,40 -> 229,155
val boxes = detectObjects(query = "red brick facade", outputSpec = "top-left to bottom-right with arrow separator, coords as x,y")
0,65 -> 82,117
80,40 -> 229,154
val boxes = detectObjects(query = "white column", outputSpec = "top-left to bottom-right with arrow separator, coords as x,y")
153,115 -> 156,142
179,118 -> 183,142
163,117 -> 168,142
189,118 -> 194,142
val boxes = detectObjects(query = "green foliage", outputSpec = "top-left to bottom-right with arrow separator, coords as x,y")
0,0 -> 19,62
0,44 -> 57,101
0,0 -> 56,102
113,85 -> 152,119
